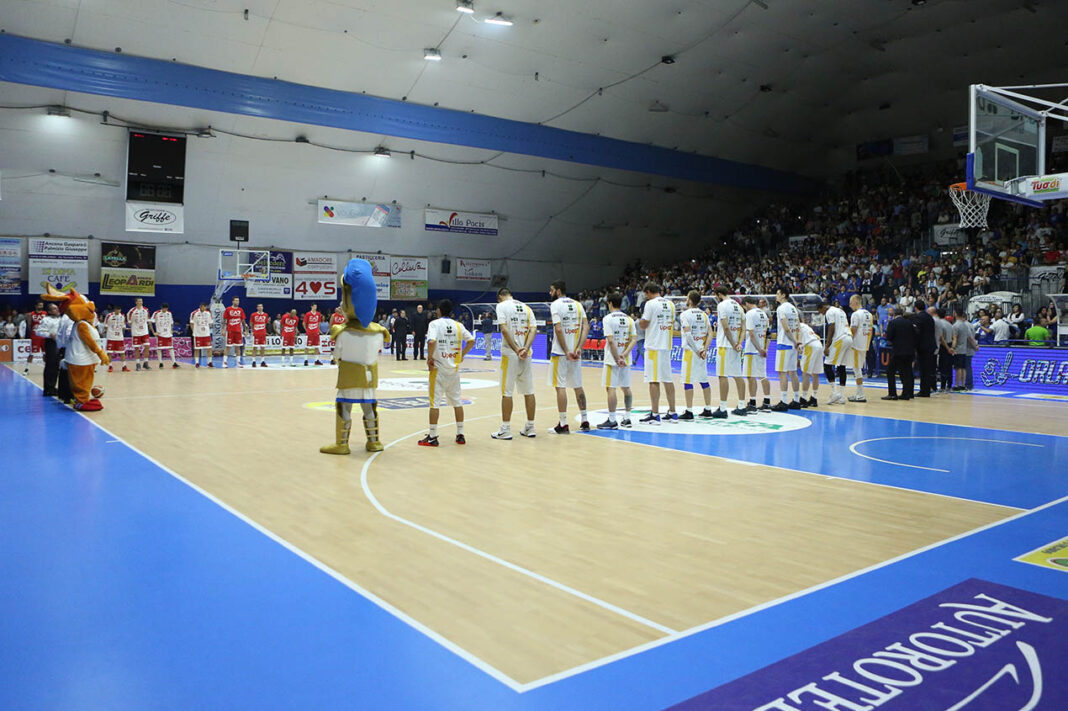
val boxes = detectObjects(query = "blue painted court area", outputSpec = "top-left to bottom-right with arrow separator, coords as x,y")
2,364 -> 1067,710
588,410 -> 1068,509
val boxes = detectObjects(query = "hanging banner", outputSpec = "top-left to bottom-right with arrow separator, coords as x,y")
100,242 -> 156,296
318,200 -> 401,228
0,237 -> 21,295
456,258 -> 492,281
425,209 -> 499,236
390,279 -> 428,301
390,256 -> 429,281
125,201 -> 184,233
352,252 -> 391,299
893,134 -> 929,155
932,223 -> 967,247
28,238 -> 88,293
1029,265 -> 1065,294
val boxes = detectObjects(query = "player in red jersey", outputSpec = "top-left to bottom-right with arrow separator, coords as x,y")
328,305 -> 347,365
249,303 -> 271,367
190,303 -> 214,367
222,296 -> 247,368
26,300 -> 47,374
280,309 -> 300,366
150,303 -> 180,369
127,297 -> 151,371
104,305 -> 129,372
302,303 -> 324,366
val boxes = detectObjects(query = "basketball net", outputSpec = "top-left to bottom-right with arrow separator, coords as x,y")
948,182 -> 992,229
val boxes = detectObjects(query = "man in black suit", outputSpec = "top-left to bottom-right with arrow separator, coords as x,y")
393,310 -> 410,360
411,303 -> 428,360
911,300 -> 937,397
883,311 -> 917,400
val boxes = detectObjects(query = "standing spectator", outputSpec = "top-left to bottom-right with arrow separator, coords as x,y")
411,303 -> 428,360
387,309 -> 398,357
883,311 -> 917,401
36,303 -> 61,396
951,307 -> 979,391
393,309 -> 410,361
479,309 -> 495,361
933,308 -> 954,393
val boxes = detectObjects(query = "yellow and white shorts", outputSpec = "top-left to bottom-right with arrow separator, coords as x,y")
500,352 -> 534,397
743,352 -> 767,379
549,355 -> 583,389
774,343 -> 798,372
602,363 -> 632,389
824,336 -> 854,367
714,345 -> 743,377
681,350 -> 709,385
850,348 -> 869,374
429,367 -> 463,408
643,350 -> 674,383
801,343 -> 825,375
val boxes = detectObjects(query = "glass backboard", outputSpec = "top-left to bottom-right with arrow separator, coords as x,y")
968,85 -> 1046,207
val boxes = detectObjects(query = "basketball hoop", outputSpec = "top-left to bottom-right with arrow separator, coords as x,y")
949,182 -> 992,229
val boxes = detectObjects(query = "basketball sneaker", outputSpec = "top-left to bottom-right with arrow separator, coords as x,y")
417,435 -> 439,447
490,428 -> 513,440
847,393 -> 867,402
173,363 -> 180,369
619,418 -> 632,428
678,411 -> 694,421
108,365 -> 114,373
666,412 -> 679,424
260,361 -> 267,367
455,434 -> 466,445
315,360 -> 323,366
711,408 -> 727,419
251,362 -> 257,368
638,413 -> 661,426
579,421 -> 590,432
208,362 -> 214,368
698,408 -> 714,418
746,402 -> 758,413
770,401 -> 788,412
731,407 -> 748,416
759,400 -> 772,412
304,359 -> 309,367
121,365 -> 130,372
788,400 -> 802,410
596,419 -> 618,430
518,424 -> 537,438
807,397 -> 819,408
549,424 -> 570,435
158,362 -> 164,369
135,362 -> 141,371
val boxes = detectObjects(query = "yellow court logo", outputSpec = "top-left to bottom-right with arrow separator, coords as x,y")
1014,536 -> 1068,572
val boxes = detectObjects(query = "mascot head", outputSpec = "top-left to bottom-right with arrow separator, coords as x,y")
42,283 -> 97,323
341,258 -> 378,328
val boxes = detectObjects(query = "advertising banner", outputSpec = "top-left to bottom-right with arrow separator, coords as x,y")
353,252 -> 391,298
294,274 -> 337,301
28,238 -> 88,293
893,134 -> 930,155
425,209 -> 499,236
0,339 -> 32,362
246,273 -> 293,298
1029,265 -> 1065,294
456,258 -> 491,281
318,200 -> 401,228
293,252 -> 337,274
390,279 -> 428,301
0,237 -> 21,295
100,242 -> 156,296
390,256 -> 428,282
932,223 -> 968,246
125,201 -> 184,233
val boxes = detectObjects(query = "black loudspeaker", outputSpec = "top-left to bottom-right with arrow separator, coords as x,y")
126,131 -> 186,203
230,220 -> 249,242
441,258 -> 451,274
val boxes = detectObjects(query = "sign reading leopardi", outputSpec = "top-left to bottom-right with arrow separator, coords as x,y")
668,579 -> 1066,710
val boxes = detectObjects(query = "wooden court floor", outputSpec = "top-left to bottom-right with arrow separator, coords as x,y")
32,356 -> 1066,683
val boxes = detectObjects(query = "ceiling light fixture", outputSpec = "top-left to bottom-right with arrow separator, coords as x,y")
373,146 -> 392,158
661,55 -> 676,65
424,47 -> 442,61
456,0 -> 475,13
485,12 -> 514,26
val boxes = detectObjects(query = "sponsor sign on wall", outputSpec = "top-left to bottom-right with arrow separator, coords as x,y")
390,256 -> 428,282
318,200 -> 401,228
0,339 -> 32,362
293,252 -> 337,301
28,238 -> 88,293
245,250 -> 293,297
353,252 -> 392,298
125,201 -> 184,233
668,579 -> 1068,711
932,223 -> 968,246
456,258 -> 491,281
977,345 -> 1068,396
100,242 -> 156,296
390,279 -> 428,301
425,209 -> 499,236
0,237 -> 21,295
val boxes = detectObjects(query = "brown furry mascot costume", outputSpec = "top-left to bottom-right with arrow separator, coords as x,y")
42,284 -> 110,410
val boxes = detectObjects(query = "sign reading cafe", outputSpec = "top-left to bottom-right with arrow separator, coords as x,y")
126,201 -> 184,233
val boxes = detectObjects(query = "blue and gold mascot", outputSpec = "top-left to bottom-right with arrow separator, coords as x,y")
320,259 -> 391,455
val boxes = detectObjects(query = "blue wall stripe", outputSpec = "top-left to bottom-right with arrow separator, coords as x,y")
0,34 -> 816,193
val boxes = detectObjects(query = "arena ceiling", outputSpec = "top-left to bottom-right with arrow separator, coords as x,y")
2,0 -> 1065,178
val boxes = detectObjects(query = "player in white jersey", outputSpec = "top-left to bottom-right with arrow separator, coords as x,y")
149,303 -> 179,369
818,301 -> 854,405
127,298 -> 151,371
491,288 -> 538,440
597,292 -> 637,429
848,295 -> 874,402
104,305 -> 129,372
742,296 -> 772,411
418,300 -> 475,447
638,281 -> 678,424
713,286 -> 748,417
678,290 -> 713,419
771,288 -> 803,411
798,322 -> 824,407
189,302 -> 215,368
547,280 -> 590,434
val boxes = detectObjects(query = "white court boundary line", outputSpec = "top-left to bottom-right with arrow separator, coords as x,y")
10,364 -> 1064,695
359,414 -> 678,636
850,436 -> 1045,473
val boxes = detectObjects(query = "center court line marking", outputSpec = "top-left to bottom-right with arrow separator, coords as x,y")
849,436 -> 1045,473
359,413 -> 679,637
5,368 -> 528,693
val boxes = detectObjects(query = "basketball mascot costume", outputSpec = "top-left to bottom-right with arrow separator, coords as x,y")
42,284 -> 110,411
320,258 -> 391,455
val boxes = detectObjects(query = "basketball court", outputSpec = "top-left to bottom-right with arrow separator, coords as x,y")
3,349 -> 1066,709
